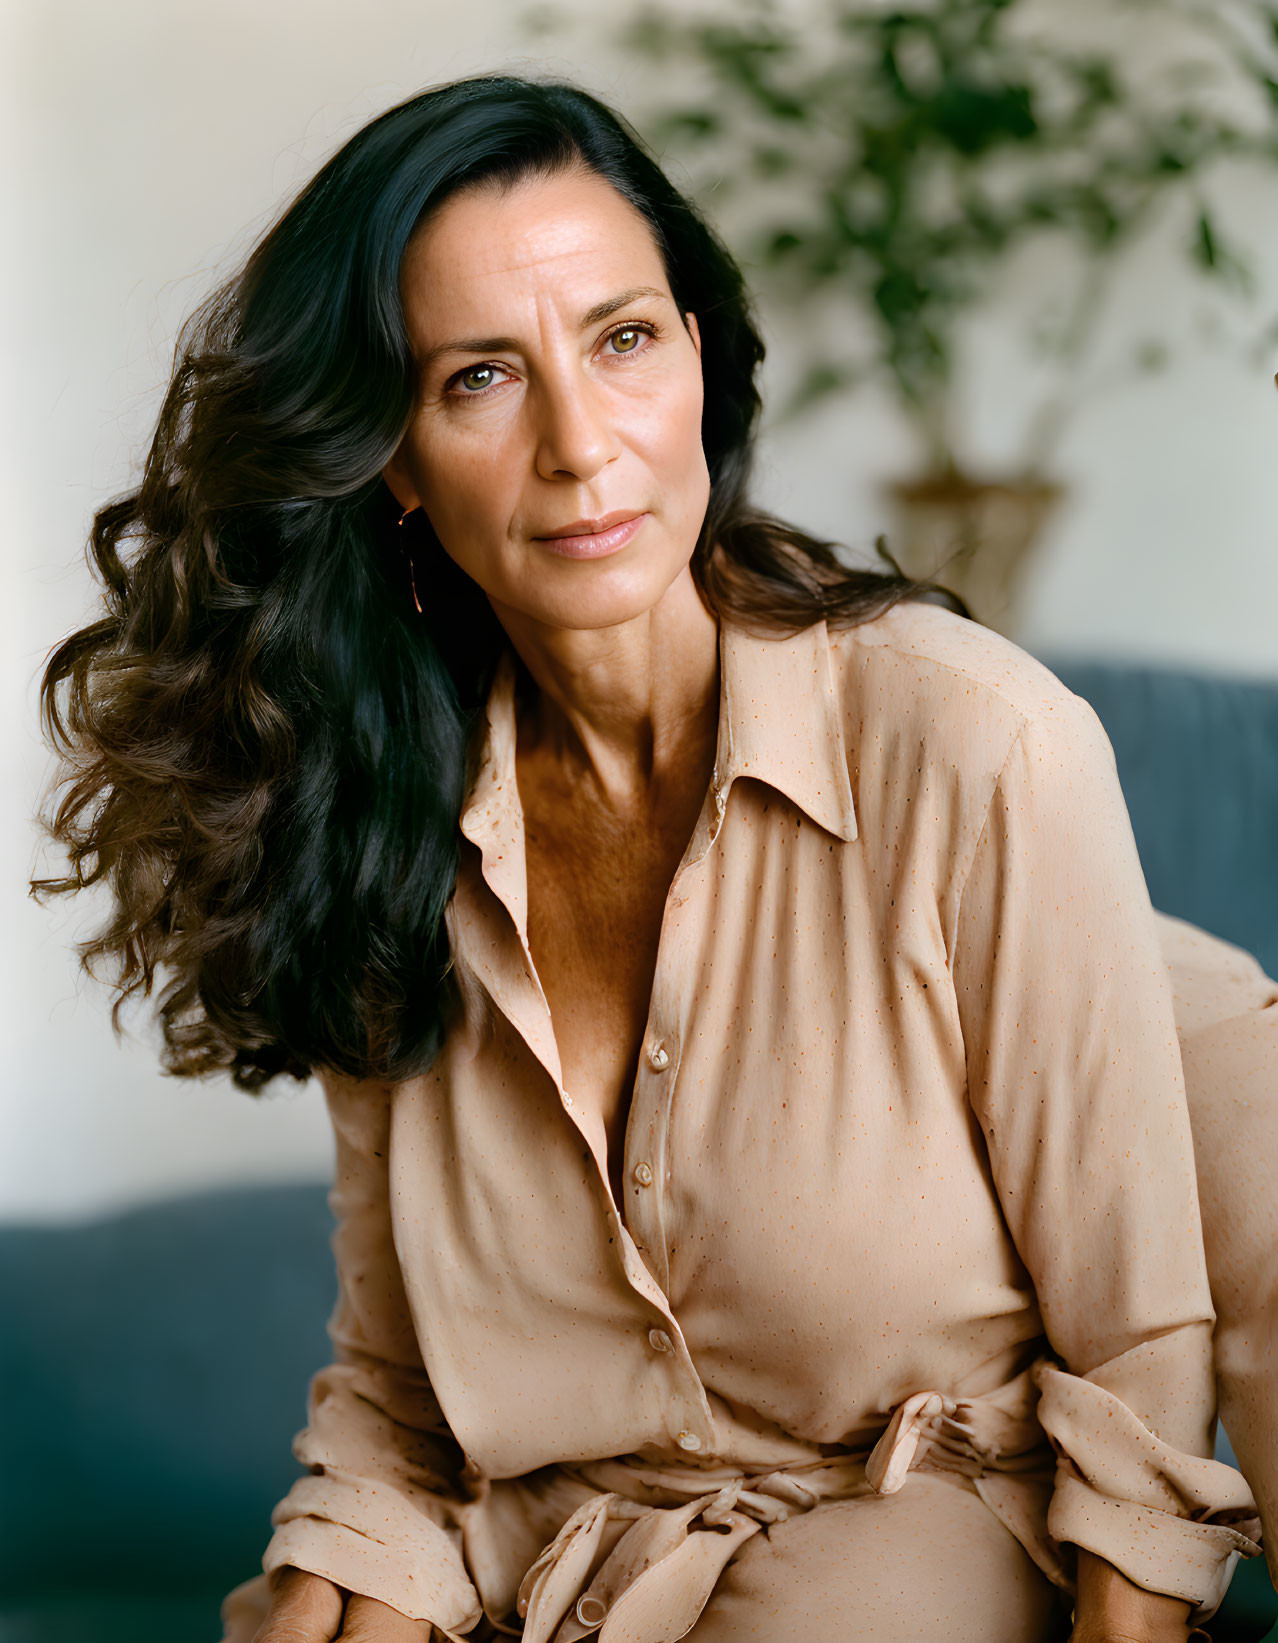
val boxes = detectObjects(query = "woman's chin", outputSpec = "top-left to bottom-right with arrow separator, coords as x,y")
492,555 -> 698,635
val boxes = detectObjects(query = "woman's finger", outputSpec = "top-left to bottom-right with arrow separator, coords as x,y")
338,1593 -> 435,1640
252,1565 -> 346,1642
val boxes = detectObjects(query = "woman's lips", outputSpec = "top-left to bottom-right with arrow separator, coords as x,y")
534,512 -> 647,559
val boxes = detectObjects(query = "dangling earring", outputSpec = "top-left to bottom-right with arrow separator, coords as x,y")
397,507 -> 424,615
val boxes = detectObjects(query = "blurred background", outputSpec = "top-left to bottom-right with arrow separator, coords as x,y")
2,1 -> 1277,1637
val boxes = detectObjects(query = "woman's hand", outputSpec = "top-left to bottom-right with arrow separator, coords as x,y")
1068,1548 -> 1195,1643
253,1566 -> 435,1641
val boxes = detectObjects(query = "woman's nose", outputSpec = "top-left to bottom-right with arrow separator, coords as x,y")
532,373 -> 620,482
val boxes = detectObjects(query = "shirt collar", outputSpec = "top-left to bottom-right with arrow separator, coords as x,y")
714,614 -> 858,843
459,612 -> 858,862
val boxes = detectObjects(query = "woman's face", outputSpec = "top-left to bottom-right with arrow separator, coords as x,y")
383,166 -> 709,634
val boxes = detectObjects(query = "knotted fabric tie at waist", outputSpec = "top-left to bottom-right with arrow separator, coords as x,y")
509,1365 -> 1055,1643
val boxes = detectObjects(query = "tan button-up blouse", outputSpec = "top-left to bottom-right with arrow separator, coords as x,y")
250,602 -> 1262,1638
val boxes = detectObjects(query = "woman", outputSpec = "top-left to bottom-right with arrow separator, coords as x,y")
37,75 -> 1264,1643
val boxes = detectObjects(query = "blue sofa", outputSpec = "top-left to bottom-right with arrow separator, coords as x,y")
2,655 -> 1275,1643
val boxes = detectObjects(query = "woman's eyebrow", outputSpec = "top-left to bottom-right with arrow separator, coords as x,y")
420,285 -> 671,371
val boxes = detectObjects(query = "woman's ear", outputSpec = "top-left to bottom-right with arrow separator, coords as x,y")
381,448 -> 421,514
684,311 -> 702,360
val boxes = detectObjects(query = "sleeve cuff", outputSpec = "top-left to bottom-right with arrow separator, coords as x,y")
1034,1362 -> 1263,1622
263,1467 -> 484,1636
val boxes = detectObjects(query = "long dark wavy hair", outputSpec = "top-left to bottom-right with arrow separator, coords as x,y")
35,73 -> 956,1092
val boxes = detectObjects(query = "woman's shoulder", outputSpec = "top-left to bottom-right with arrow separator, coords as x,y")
815,598 -> 1120,840
825,597 -> 1098,773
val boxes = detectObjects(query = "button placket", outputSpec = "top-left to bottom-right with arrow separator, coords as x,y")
623,1028 -> 675,1269
622,828 -> 713,1296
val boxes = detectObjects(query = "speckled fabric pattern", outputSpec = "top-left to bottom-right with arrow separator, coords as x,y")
221,605 -> 1267,1642
1161,914 -> 1278,1593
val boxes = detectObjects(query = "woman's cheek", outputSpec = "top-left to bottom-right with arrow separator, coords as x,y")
421,422 -> 512,517
649,390 -> 707,490
626,372 -> 699,448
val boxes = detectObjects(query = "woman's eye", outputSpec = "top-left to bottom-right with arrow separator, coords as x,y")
445,361 -> 513,399
458,365 -> 498,393
606,324 -> 658,356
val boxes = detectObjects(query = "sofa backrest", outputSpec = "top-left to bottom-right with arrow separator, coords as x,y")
1042,656 -> 1278,978
0,1182 -> 335,1596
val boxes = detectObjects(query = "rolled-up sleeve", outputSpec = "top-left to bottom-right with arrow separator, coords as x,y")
951,695 -> 1262,1619
255,1073 -> 484,1637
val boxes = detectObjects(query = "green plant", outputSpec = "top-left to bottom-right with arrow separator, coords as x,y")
546,0 -> 1278,476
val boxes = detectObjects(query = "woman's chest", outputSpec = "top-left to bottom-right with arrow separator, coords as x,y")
519,780 -> 703,1201
425,804 -> 1032,1447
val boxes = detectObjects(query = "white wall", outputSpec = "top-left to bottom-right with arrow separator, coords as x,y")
3,0 -> 1276,1221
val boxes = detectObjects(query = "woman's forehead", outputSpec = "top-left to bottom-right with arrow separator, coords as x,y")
399,169 -> 670,331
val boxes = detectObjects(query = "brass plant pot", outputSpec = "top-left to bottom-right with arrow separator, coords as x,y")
881,472 -> 1066,636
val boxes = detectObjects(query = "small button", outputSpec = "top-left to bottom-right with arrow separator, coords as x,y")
676,1430 -> 702,1452
576,1595 -> 608,1627
633,1161 -> 654,1187
648,1043 -> 670,1071
648,1328 -> 672,1353
563,1093 -> 573,1108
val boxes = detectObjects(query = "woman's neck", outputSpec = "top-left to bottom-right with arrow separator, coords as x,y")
497,569 -> 721,814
